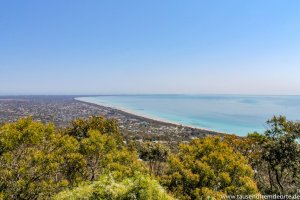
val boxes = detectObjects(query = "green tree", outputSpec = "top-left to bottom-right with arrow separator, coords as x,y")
63,116 -> 145,183
0,116 -> 145,199
224,116 -> 300,195
162,137 -> 258,199
261,116 -> 300,194
0,118 -> 70,199
139,142 -> 170,176
224,133 -> 268,193
66,116 -> 122,143
80,130 -> 117,181
80,129 -> 144,181
56,133 -> 86,186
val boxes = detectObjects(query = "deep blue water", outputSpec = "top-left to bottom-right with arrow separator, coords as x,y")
76,95 -> 300,136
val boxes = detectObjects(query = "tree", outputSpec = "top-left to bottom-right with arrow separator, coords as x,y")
260,116 -> 300,194
56,133 -> 86,186
0,116 -> 145,199
66,116 -> 122,143
80,130 -> 117,181
162,137 -> 258,199
139,142 -> 170,176
224,116 -> 300,195
224,133 -> 268,192
80,129 -> 143,181
0,118 -> 70,199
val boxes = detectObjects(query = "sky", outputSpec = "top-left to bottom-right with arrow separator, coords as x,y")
0,0 -> 300,95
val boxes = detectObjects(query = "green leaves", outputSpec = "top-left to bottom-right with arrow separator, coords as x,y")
1,115 -> 298,199
224,116 -> 300,195
261,116 -> 300,194
162,137 -> 258,199
0,116 -> 142,199
139,142 -> 170,176
66,116 -> 122,144
0,118 -> 68,199
54,173 -> 175,200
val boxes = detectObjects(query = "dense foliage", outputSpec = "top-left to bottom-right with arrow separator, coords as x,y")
224,116 -> 300,195
161,137 -> 258,199
139,142 -> 170,176
0,115 -> 298,199
0,117 -> 144,199
0,118 -> 68,199
54,173 -> 174,200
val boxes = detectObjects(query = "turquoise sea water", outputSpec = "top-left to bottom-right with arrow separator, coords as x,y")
76,95 -> 300,136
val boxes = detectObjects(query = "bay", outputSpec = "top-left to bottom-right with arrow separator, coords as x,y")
76,95 -> 300,136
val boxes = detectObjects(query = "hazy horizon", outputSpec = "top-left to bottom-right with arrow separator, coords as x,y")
2,93 -> 300,97
1,1 -> 300,95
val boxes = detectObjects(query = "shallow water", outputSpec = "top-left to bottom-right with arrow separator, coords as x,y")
77,95 -> 300,136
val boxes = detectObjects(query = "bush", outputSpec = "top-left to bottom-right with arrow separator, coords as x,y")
161,137 -> 258,199
54,173 -> 174,200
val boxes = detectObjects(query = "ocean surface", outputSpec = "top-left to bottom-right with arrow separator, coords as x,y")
76,95 -> 300,136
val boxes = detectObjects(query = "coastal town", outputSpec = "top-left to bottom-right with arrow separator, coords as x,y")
0,96 -> 220,143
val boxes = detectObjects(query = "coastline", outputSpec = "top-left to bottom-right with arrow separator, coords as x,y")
75,97 -> 227,135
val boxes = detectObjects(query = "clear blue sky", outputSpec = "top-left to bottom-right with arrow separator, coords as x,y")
0,0 -> 300,95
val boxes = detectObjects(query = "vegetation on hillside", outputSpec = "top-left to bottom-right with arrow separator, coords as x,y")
0,115 -> 299,199
224,116 -> 300,194
54,173 -> 174,200
161,137 -> 258,199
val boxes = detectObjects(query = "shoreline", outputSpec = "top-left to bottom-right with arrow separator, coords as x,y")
75,97 -> 228,135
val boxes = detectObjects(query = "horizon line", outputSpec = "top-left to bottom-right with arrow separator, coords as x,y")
1,93 -> 300,97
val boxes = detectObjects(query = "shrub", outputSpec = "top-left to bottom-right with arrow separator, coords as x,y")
54,173 -> 174,200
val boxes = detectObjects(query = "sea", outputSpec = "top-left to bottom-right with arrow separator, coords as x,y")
76,95 -> 300,136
